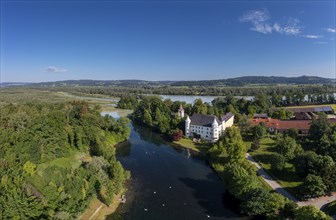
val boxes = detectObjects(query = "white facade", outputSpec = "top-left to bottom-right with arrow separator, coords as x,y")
185,113 -> 234,142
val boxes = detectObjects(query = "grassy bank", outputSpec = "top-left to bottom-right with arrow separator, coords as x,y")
79,191 -> 125,220
173,138 -> 211,154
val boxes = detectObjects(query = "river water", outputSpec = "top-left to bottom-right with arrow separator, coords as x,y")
159,95 -> 254,103
104,111 -> 247,220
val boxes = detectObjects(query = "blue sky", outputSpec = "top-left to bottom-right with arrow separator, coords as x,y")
1,0 -> 335,82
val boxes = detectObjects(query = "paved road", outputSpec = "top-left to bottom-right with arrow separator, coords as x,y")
298,193 -> 336,209
246,153 -> 336,210
246,153 -> 298,202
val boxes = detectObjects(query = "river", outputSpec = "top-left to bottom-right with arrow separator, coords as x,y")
159,95 -> 254,103
104,113 -> 247,220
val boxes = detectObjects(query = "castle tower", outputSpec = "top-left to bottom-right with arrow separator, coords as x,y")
212,118 -> 218,140
185,115 -> 191,137
178,104 -> 185,118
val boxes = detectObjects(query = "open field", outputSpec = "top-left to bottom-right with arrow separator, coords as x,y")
0,87 -> 133,116
0,87 -> 117,104
0,88 -> 75,104
249,137 -> 303,197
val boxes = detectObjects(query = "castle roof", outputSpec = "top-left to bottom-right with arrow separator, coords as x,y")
189,113 -> 233,127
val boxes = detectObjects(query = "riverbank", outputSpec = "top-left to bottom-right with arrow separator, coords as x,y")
79,192 -> 125,220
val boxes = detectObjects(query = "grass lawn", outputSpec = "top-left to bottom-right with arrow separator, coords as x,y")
173,138 -> 211,154
36,152 -> 86,175
249,137 -> 303,197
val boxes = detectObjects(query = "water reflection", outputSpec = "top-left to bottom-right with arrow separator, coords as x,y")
109,124 -> 249,220
132,123 -> 167,146
101,111 -> 120,119
116,141 -> 131,157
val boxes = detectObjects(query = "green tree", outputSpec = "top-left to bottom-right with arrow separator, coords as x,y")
295,151 -> 334,177
294,205 -> 331,220
270,153 -> 286,172
223,163 -> 260,199
319,131 -> 336,161
271,108 -> 288,120
301,174 -> 327,198
191,99 -> 207,114
275,136 -> 301,160
236,114 -> 252,137
287,128 -> 298,139
143,109 -> 152,126
23,161 -> 37,176
321,164 -> 336,192
252,124 -> 267,139
250,139 -> 260,151
240,188 -> 286,216
216,127 -> 247,162
309,113 -> 331,142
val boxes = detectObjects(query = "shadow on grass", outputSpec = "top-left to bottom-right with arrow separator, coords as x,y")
282,185 -> 302,199
266,168 -> 303,198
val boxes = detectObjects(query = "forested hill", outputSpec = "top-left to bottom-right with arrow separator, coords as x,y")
2,75 -> 333,88
0,101 -> 131,219
171,76 -> 334,86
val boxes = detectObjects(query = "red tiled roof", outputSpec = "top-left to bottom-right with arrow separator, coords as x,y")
250,118 -> 311,131
251,118 -> 336,131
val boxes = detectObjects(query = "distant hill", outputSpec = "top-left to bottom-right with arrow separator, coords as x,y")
171,76 -> 334,86
0,82 -> 32,87
1,75 -> 333,88
29,79 -> 175,87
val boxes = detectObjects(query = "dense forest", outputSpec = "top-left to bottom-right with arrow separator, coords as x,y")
0,101 -> 130,219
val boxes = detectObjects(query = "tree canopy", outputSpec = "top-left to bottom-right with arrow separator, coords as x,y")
0,101 -> 130,219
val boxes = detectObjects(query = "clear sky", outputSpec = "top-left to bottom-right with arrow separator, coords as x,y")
1,0 -> 335,82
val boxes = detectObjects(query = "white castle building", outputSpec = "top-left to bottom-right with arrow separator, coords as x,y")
185,113 -> 234,142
